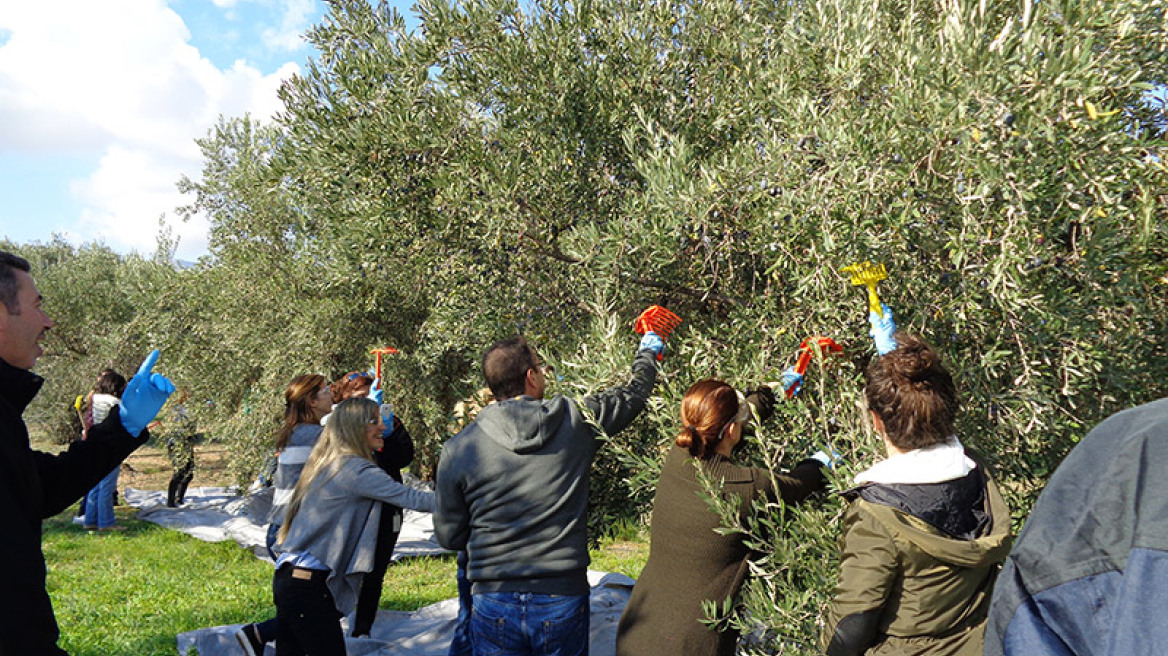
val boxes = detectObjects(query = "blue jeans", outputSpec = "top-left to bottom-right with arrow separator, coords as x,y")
471,592 -> 589,656
84,466 -> 119,528
448,552 -> 473,656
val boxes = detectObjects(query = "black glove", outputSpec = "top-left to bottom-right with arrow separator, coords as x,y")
744,386 -> 776,424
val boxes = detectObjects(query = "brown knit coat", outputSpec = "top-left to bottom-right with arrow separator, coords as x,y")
616,445 -> 826,656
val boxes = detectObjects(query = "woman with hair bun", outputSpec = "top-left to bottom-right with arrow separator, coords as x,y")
821,332 -> 1013,656
616,379 -> 829,656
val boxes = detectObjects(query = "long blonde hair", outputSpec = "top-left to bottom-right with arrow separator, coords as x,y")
278,397 -> 379,543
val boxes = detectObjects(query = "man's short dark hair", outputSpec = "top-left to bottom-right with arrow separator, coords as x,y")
483,336 -> 538,401
0,250 -> 31,314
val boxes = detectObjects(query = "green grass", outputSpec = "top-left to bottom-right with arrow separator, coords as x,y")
42,504 -> 649,656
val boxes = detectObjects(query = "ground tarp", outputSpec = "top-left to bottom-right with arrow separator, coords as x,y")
126,488 -> 634,656
124,485 -> 448,562
174,571 -> 635,656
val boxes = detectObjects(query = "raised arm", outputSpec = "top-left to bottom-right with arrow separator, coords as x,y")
580,347 -> 658,436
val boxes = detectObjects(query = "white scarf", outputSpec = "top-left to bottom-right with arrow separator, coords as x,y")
854,436 -> 976,486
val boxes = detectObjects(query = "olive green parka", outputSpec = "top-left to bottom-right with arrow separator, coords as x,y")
821,453 -> 1013,656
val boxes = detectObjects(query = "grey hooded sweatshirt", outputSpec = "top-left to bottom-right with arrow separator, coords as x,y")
434,348 -> 657,596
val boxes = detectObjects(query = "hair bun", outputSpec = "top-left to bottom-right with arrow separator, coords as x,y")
886,340 -> 939,384
676,425 -> 698,450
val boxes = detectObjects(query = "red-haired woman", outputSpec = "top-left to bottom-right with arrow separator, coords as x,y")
616,380 -> 829,656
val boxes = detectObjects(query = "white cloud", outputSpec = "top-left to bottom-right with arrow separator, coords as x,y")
263,0 -> 318,52
0,0 -> 306,260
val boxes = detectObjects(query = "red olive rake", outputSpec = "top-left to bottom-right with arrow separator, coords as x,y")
370,347 -> 400,381
786,335 -> 844,398
634,306 -> 683,361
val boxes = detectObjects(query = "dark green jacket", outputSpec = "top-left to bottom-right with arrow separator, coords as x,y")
822,457 -> 1012,656
617,445 -> 825,656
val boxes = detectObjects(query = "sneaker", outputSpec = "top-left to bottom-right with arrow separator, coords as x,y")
71,515 -> 85,525
235,623 -> 264,656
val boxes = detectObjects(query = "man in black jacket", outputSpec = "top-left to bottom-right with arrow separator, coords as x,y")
0,250 -> 174,655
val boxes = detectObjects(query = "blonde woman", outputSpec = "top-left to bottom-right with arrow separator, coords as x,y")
272,397 -> 434,656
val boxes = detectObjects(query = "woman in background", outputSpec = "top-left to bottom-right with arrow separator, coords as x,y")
82,369 -> 127,531
237,374 -> 333,655
616,380 -> 829,656
272,397 -> 434,656
821,333 -> 1012,656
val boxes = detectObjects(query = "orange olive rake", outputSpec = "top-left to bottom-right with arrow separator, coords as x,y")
634,306 -> 683,361
786,335 -> 844,398
370,347 -> 400,381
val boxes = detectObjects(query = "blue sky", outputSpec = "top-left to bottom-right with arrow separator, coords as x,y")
0,0 -> 417,262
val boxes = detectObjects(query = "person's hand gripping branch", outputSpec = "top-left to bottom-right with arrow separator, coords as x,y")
119,349 -> 176,437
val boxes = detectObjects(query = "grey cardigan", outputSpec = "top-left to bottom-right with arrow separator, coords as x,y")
279,455 -> 435,613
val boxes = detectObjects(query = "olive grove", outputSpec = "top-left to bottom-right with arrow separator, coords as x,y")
17,0 -> 1168,651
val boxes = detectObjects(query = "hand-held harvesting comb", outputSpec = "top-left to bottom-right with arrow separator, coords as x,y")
370,347 -> 400,381
786,335 -> 844,399
842,261 -> 888,317
634,306 -> 682,362
634,306 -> 682,340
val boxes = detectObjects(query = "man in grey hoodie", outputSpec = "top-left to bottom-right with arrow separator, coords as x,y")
434,331 -> 663,656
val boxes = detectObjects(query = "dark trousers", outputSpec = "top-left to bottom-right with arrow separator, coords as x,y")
351,506 -> 403,637
167,461 -> 194,507
273,565 -> 344,656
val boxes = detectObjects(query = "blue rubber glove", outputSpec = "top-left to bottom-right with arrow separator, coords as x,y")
119,349 -> 176,437
379,403 -> 395,438
780,367 -> 803,397
869,303 -> 898,355
811,448 -> 842,469
368,378 -> 384,405
639,331 -> 665,358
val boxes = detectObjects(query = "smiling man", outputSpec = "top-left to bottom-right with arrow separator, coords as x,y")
0,249 -> 174,655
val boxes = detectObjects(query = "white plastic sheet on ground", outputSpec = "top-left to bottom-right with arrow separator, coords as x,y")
125,487 -> 634,655
124,485 -> 448,562
175,570 -> 635,656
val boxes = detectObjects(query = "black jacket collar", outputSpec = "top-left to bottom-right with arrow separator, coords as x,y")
0,358 -> 44,415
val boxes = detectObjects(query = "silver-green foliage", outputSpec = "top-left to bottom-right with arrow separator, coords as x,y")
19,0 -> 1165,651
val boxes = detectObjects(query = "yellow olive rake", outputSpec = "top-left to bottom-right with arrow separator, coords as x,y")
842,261 -> 888,318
